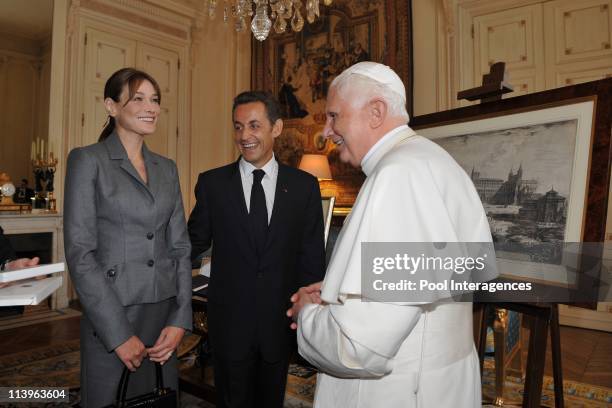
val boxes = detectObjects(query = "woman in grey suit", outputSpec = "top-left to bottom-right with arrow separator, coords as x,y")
64,68 -> 192,407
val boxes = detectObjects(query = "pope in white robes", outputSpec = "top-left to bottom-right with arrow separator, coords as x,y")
288,62 -> 496,408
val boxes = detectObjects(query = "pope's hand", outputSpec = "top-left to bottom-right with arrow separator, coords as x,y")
287,281 -> 323,330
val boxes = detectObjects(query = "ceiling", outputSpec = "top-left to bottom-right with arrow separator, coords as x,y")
0,0 -> 53,40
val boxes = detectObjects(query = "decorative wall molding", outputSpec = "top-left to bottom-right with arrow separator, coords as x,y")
68,0 -> 198,42
77,0 -> 195,40
0,49 -> 40,64
457,0 -> 543,15
145,0 -> 203,18
84,2 -> 186,39
189,11 -> 206,68
0,32 -> 43,56
441,0 -> 456,35
67,0 -> 81,40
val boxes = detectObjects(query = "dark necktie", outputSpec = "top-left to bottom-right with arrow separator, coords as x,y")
250,169 -> 268,255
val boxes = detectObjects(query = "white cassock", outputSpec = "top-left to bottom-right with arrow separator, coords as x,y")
297,125 -> 496,408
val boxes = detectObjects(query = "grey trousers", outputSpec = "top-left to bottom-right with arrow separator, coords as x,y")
79,298 -> 179,407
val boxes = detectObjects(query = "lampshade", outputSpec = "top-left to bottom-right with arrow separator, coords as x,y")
298,154 -> 332,180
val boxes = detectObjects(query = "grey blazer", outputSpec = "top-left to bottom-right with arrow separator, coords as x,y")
64,132 -> 192,352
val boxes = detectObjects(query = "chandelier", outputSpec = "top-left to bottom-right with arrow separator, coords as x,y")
205,0 -> 334,41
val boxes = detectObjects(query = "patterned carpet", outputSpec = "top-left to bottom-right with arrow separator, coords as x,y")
481,369 -> 612,407
284,362 -> 612,408
0,339 -> 80,407
0,339 -> 81,389
0,340 -> 610,407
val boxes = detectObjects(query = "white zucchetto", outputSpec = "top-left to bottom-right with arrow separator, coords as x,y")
341,61 -> 406,102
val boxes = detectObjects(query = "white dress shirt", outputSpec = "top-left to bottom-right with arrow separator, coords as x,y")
239,154 -> 278,224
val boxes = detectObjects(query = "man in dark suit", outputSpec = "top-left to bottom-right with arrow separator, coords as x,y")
188,91 -> 326,408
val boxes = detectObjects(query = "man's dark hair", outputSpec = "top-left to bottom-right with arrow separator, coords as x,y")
232,91 -> 282,125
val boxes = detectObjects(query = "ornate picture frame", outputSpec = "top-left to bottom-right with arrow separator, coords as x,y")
411,79 -> 612,305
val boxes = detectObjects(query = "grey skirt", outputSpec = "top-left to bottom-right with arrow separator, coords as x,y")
79,297 -> 179,408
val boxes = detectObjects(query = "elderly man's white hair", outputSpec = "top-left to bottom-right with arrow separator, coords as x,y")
330,61 -> 409,121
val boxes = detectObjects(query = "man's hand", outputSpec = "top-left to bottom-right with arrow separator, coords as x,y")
147,326 -> 185,365
6,257 -> 40,271
0,258 -> 42,288
287,281 -> 324,330
115,336 -> 147,372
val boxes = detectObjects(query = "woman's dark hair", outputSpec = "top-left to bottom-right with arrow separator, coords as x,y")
98,68 -> 162,142
232,91 -> 282,125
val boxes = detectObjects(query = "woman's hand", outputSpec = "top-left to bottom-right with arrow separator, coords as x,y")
115,336 -> 147,372
147,326 -> 185,365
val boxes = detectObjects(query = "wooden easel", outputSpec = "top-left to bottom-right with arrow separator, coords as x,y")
460,63 -> 564,407
474,303 -> 564,408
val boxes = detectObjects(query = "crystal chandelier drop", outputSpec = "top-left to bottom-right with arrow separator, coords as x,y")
206,0 -> 334,41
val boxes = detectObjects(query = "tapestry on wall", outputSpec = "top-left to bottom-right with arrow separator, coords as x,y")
252,0 -> 413,207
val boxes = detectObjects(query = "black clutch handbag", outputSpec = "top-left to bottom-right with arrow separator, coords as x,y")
105,362 -> 177,408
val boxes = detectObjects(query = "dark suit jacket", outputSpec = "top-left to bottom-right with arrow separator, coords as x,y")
188,159 -> 326,361
64,132 -> 192,352
0,226 -> 16,264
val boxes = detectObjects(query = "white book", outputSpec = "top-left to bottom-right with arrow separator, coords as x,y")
0,276 -> 63,306
0,262 -> 65,283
